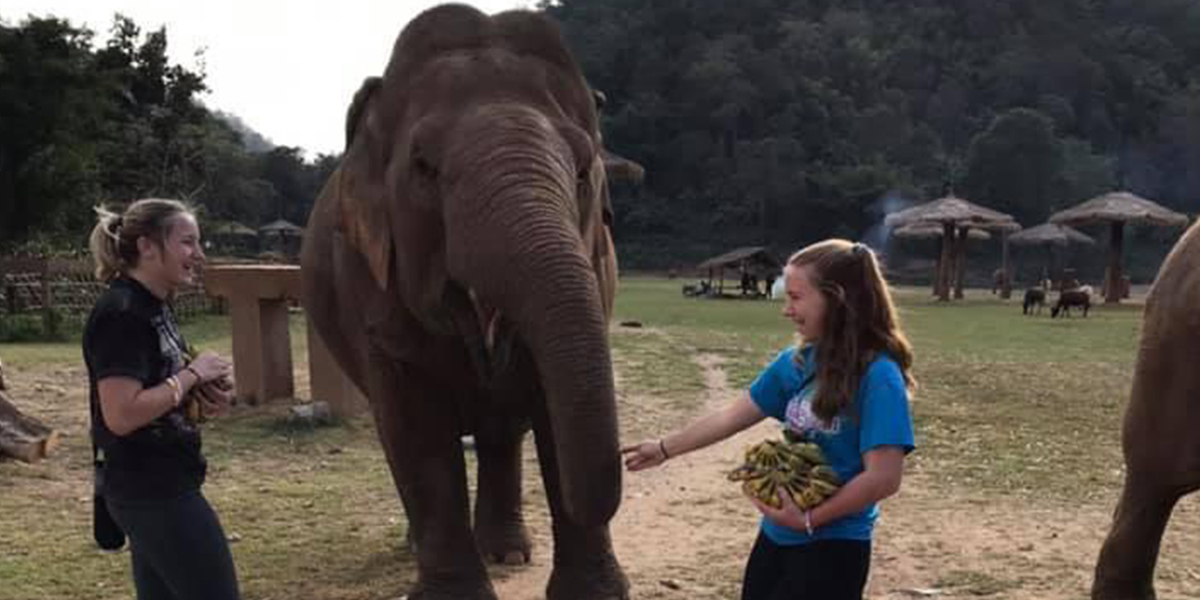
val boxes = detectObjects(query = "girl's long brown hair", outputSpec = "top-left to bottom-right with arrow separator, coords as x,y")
789,239 -> 915,422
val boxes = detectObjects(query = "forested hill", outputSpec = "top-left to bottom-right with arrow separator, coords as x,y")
3,3 -> 1198,272
544,0 -> 1200,267
0,14 -> 336,254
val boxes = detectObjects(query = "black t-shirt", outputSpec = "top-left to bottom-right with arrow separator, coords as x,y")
83,276 -> 206,503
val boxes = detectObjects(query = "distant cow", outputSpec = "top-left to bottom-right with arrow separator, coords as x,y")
1051,288 -> 1091,318
1023,288 -> 1046,315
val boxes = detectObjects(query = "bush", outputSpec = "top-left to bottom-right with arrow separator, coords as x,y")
0,309 -> 79,343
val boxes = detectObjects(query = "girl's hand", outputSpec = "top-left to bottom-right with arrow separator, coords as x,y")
194,379 -> 234,418
746,488 -> 808,531
620,440 -> 669,471
187,351 -> 231,384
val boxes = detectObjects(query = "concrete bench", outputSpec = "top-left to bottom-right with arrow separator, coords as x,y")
203,265 -> 367,418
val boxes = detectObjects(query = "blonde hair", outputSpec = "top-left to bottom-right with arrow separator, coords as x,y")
788,239 -> 915,422
88,198 -> 195,282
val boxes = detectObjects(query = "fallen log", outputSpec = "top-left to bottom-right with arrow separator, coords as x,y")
0,360 -> 58,463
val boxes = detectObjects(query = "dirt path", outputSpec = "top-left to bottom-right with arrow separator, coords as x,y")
494,353 -> 776,599
492,350 -> 1200,600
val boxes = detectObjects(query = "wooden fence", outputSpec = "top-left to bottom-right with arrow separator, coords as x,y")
0,258 -> 213,328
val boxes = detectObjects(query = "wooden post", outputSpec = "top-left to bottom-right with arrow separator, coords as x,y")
307,319 -> 367,419
1000,231 -> 1012,299
1105,221 -> 1124,304
40,260 -> 54,335
204,265 -> 366,416
204,266 -> 300,405
937,222 -> 954,301
954,226 -> 968,300
932,236 -> 942,296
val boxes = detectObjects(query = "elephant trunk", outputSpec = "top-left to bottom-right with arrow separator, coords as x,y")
443,120 -> 620,527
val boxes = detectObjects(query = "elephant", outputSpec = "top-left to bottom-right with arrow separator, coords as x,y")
1092,219 -> 1200,600
300,5 -> 627,600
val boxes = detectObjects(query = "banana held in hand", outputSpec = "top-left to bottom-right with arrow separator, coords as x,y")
729,435 -> 841,511
180,344 -> 233,425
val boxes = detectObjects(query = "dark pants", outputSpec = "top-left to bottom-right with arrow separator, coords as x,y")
106,491 -> 240,600
741,531 -> 871,600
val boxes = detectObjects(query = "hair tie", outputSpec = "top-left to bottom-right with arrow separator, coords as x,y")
852,242 -> 867,256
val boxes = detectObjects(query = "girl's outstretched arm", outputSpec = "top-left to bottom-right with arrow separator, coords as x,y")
622,391 -> 766,471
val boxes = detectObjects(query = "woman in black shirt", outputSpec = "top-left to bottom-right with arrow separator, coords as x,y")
83,198 -> 239,600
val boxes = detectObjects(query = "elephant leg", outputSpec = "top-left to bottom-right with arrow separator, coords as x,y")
369,356 -> 498,600
472,415 -> 533,565
529,396 -> 629,600
1091,475 -> 1182,600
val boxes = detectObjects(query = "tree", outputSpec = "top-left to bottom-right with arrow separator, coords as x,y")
964,108 -> 1064,223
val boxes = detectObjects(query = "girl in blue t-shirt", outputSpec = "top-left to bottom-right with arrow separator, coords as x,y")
623,239 -> 916,600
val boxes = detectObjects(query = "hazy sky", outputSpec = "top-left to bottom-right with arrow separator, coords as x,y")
2,1 -> 532,156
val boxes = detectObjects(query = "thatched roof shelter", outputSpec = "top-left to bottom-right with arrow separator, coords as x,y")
697,246 -> 781,274
1049,192 -> 1189,229
601,149 -> 645,185
695,246 -> 781,296
1009,223 -> 1095,287
885,196 -> 1020,300
259,219 -> 304,236
893,223 -> 991,241
1009,223 -> 1095,247
211,221 -> 257,237
1049,191 -> 1188,303
885,195 -> 1017,230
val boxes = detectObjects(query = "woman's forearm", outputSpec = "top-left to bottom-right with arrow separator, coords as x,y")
662,392 -> 765,458
99,378 -> 180,436
810,447 -> 905,528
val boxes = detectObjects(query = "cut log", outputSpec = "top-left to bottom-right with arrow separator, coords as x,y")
0,387 -> 59,463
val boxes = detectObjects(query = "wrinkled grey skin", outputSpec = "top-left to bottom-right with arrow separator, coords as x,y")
300,5 -> 626,600
1092,219 -> 1200,600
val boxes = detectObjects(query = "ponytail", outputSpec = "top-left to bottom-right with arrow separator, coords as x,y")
88,206 -> 128,282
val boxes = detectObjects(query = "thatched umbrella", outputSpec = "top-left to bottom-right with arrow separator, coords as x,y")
1049,191 -> 1189,303
893,224 -> 989,295
885,196 -> 1019,301
1009,223 -> 1095,286
213,221 -> 257,237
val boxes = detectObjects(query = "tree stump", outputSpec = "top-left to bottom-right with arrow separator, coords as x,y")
0,360 -> 58,463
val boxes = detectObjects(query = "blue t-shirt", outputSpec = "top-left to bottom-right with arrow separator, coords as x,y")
748,345 -> 914,545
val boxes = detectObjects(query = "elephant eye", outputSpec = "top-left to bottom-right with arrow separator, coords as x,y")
413,154 -> 438,180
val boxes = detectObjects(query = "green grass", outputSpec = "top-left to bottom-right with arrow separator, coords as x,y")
0,278 -> 1149,598
612,277 -> 1142,502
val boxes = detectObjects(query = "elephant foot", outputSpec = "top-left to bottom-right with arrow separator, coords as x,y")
404,580 -> 499,600
475,521 -> 532,565
546,555 -> 629,600
1092,582 -> 1157,600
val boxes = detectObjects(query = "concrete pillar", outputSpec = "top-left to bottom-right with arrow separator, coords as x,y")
306,318 -> 368,418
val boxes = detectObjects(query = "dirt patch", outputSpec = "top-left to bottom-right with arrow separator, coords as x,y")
3,325 -> 1197,600
493,352 -> 1200,600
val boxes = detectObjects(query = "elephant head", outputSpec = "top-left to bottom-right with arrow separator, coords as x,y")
334,5 -> 620,525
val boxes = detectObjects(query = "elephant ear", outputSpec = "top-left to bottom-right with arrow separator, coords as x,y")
338,76 -> 392,291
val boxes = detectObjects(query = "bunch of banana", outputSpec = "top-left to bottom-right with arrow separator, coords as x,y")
728,436 -> 841,511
